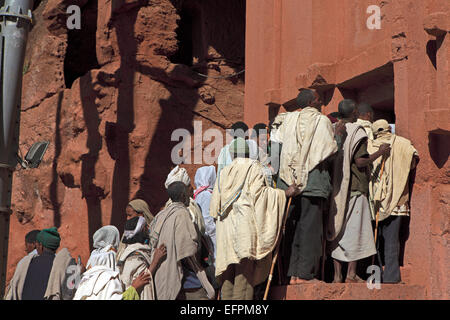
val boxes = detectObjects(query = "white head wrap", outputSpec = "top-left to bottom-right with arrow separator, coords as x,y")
86,245 -> 117,270
92,225 -> 120,250
194,166 -> 216,190
164,165 -> 191,189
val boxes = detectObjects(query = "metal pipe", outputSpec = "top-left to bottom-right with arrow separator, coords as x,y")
0,0 -> 34,296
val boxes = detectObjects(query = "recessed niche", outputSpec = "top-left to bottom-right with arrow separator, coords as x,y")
338,63 -> 395,123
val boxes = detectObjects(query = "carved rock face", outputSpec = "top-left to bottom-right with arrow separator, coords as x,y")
7,0 -> 246,281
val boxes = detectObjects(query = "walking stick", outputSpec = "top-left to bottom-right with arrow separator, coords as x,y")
263,196 -> 292,300
372,158 -> 386,265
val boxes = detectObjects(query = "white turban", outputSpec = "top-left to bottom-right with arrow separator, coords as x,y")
164,165 -> 191,189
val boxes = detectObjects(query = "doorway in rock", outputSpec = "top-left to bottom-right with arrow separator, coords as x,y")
169,0 -> 205,67
338,62 -> 395,125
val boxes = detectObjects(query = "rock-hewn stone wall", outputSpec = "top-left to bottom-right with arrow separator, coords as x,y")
245,0 -> 449,299
7,0 -> 246,281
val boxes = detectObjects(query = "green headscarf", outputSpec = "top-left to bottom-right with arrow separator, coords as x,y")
229,137 -> 249,157
36,227 -> 61,251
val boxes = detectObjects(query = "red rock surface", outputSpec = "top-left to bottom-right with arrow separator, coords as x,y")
245,0 -> 449,299
7,0 -> 245,282
270,283 -> 427,300
6,0 -> 448,301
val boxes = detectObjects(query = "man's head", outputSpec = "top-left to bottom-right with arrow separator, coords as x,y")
25,230 -> 40,254
251,123 -> 268,145
338,99 -> 358,122
296,88 -> 322,110
230,121 -> 249,139
36,227 -> 61,254
229,137 -> 249,159
357,102 -> 374,122
167,181 -> 189,207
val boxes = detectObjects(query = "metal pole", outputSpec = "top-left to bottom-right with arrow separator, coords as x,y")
0,0 -> 34,296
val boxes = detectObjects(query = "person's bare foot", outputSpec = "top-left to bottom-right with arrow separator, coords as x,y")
332,277 -> 343,283
345,275 -> 365,283
289,277 -> 299,285
295,278 -> 322,284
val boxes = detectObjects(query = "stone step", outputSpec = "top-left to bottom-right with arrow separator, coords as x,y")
269,283 -> 427,300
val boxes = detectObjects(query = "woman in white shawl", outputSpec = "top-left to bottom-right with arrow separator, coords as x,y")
193,166 -> 217,259
165,166 -> 206,235
117,217 -> 167,300
73,226 -> 152,300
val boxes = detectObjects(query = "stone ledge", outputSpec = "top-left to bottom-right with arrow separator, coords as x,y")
425,109 -> 450,134
269,283 -> 427,300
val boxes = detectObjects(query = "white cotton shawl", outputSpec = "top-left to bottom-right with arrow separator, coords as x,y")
194,166 -> 217,259
117,243 -> 155,300
278,107 -> 338,191
327,123 -> 368,241
368,132 -> 418,221
86,246 -> 118,271
356,118 -> 374,141
92,225 -> 120,250
210,158 -> 286,285
73,265 -> 123,300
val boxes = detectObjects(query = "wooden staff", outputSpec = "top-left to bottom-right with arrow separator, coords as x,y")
263,196 -> 292,300
372,158 -> 386,265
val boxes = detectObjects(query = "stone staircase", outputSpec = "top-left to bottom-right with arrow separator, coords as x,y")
269,282 -> 427,300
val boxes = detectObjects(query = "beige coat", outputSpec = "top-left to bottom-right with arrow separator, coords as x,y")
4,248 -> 74,300
368,132 -> 418,221
165,197 -> 205,235
327,123 -> 368,241
278,107 -> 338,191
117,243 -> 155,300
210,158 -> 286,286
356,118 -> 374,141
149,202 -> 203,300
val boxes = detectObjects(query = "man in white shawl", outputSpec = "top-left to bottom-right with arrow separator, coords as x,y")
150,182 -> 215,300
271,88 -> 338,284
165,165 -> 205,235
327,100 -> 391,283
74,225 -> 155,300
210,137 -> 299,300
368,119 -> 418,283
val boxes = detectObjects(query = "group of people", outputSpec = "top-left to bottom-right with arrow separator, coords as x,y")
4,87 -> 419,300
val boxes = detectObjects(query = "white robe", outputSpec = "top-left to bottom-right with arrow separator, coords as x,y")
210,158 -> 286,286
278,107 -> 338,192
73,266 -> 124,300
